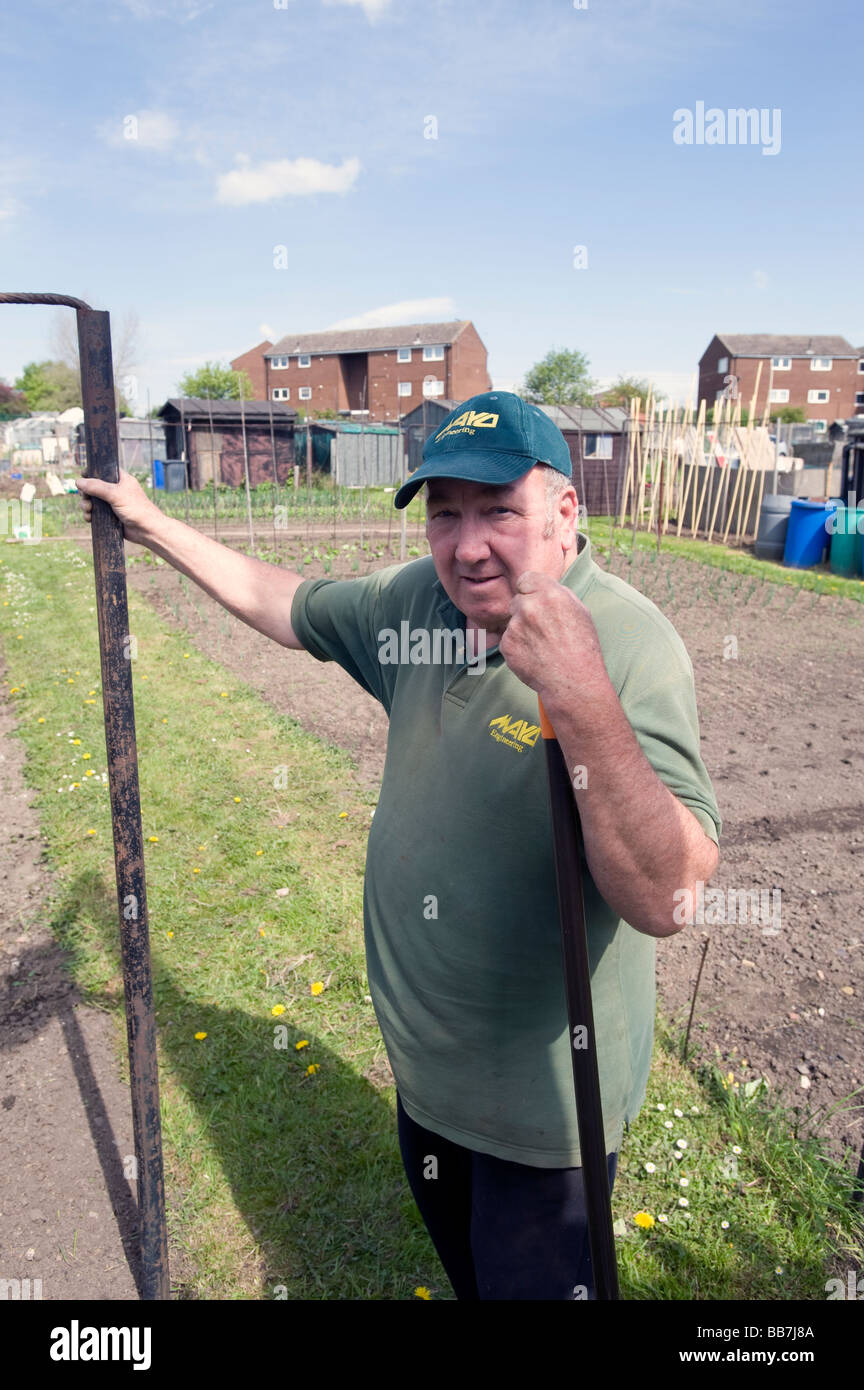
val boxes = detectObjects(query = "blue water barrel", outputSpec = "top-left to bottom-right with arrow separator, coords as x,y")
152,458 -> 165,489
783,498 -> 837,568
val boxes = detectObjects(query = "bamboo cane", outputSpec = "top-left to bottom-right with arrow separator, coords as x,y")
677,398 -> 705,538
693,394 -> 723,537
618,395 -> 638,526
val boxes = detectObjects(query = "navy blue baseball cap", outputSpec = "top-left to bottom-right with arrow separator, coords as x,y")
394,390 -> 573,509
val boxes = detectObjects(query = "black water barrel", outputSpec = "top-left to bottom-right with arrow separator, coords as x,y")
754,493 -> 792,561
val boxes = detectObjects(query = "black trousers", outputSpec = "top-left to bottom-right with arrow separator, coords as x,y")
396,1092 -> 618,1300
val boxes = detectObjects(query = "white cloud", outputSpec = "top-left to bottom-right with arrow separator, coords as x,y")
216,155 -> 361,205
322,0 -> 393,21
326,297 -> 456,330
102,110 -> 181,151
753,269 -> 769,289
259,323 -> 277,341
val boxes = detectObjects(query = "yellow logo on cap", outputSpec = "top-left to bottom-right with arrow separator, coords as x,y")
435,410 -> 499,442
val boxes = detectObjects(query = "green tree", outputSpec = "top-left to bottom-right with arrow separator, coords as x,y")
176,361 -> 256,400
0,381 -> 29,419
596,376 -> 662,407
14,360 -> 82,412
522,348 -> 597,407
771,406 -> 807,424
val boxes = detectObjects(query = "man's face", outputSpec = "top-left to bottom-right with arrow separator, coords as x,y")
424,466 -> 579,637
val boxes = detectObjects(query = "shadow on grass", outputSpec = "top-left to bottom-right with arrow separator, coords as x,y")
42,868 -> 443,1301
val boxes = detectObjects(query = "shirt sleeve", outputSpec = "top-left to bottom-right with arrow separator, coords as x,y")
615,628 -> 722,847
290,567 -> 393,706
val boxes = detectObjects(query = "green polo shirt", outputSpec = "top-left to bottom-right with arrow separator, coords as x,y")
290,533 -> 721,1167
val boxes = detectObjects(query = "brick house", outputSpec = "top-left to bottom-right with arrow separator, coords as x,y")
231,320 -> 491,421
230,339 -> 273,400
698,334 -> 863,432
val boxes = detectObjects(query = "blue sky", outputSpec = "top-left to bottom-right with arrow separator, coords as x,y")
1,0 -> 860,409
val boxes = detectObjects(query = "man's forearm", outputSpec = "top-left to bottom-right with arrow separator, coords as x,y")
138,510 -> 305,649
540,679 -> 718,938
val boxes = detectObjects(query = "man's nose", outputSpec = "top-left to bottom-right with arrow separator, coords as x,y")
453,516 -> 492,564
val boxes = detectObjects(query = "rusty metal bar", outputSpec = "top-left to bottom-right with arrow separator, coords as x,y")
0,292 -> 170,1300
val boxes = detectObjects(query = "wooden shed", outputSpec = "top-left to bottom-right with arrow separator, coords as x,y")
158,399 -> 298,489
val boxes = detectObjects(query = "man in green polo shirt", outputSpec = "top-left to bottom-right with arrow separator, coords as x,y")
76,390 -> 720,1302
288,391 -> 721,1299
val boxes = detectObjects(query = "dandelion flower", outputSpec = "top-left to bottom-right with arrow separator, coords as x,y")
220,691 -> 228,698
86,829 -> 96,836
339,812 -> 348,819
71,737 -> 80,744
148,836 -> 159,843
167,931 -> 174,939
233,796 -> 241,803
310,981 -> 324,996
414,1287 -> 431,1300
259,928 -> 265,937
634,1211 -> 655,1229
38,718 -> 45,723
194,1031 -> 207,1041
256,850 -> 263,856
271,1004 -> 286,1017
295,1040 -> 309,1050
306,1063 -> 320,1075
82,753 -> 90,759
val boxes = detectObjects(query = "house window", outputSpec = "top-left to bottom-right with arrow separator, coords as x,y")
298,386 -> 312,401
422,377 -> 445,397
397,347 -> 412,363
583,434 -> 613,459
717,356 -> 728,373
807,389 -> 830,403
811,419 -> 827,433
398,381 -> 412,397
271,356 -> 290,369
856,392 -> 864,406
810,357 -> 832,370
769,388 -> 790,403
297,354 -> 311,368
859,360 -> 864,374
422,345 -> 445,361
271,388 -> 290,400
771,357 -> 791,370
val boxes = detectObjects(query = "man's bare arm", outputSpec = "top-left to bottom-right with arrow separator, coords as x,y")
76,468 -> 307,650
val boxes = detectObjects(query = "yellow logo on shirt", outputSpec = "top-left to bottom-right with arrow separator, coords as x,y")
489,714 -> 541,752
